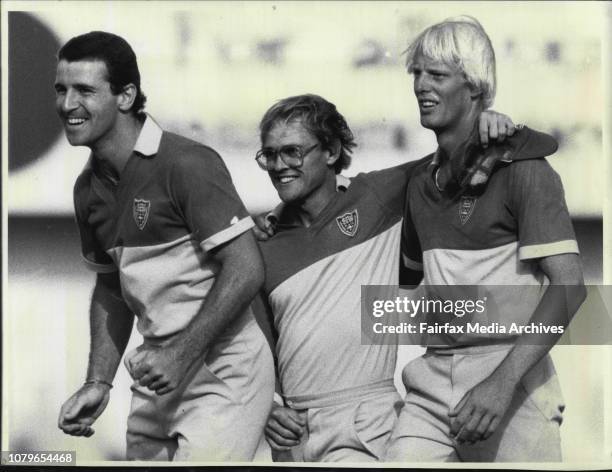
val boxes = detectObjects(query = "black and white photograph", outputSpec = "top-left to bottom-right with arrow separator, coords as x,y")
2,0 -> 610,467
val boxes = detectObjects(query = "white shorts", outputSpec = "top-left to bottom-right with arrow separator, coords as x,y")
275,379 -> 402,462
386,346 -> 564,462
125,315 -> 275,461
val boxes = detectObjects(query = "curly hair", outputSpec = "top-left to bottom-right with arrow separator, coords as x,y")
259,94 -> 357,174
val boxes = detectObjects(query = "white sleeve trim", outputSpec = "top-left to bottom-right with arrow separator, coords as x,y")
81,255 -> 117,273
336,174 -> 351,190
201,216 -> 255,252
273,392 -> 285,406
402,252 -> 423,271
519,239 -> 579,260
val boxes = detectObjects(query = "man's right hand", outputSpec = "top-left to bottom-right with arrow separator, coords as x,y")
252,213 -> 276,241
58,383 -> 110,437
264,404 -> 305,450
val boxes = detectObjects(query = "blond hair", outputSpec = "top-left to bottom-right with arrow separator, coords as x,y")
405,16 -> 496,108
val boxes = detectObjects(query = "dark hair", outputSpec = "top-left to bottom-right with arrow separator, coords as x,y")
259,94 -> 356,174
58,31 -> 147,115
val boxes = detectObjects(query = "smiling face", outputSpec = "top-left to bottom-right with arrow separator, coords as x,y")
263,119 -> 338,211
411,51 -> 476,135
54,59 -> 121,149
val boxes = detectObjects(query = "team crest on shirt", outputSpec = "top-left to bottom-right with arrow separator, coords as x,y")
459,196 -> 477,225
133,198 -> 151,230
336,210 -> 359,237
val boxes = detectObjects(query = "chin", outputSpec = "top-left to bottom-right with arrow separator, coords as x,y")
419,116 -> 438,131
278,193 -> 299,204
64,131 -> 88,147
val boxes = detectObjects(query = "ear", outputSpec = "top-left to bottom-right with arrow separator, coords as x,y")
468,83 -> 483,101
117,83 -> 137,113
326,140 -> 341,167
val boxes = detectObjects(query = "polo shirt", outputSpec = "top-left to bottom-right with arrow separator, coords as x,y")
402,127 -> 579,346
259,160 -> 426,397
73,116 -> 254,339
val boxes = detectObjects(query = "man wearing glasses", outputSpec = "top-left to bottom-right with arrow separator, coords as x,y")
252,94 -> 515,462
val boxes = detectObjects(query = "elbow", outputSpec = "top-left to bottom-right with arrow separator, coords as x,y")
561,278 -> 587,319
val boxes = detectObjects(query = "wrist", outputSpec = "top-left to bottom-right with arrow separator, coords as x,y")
84,378 -> 113,390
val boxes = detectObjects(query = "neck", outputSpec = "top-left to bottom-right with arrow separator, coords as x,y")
91,113 -> 143,177
292,174 -> 338,227
436,107 -> 482,158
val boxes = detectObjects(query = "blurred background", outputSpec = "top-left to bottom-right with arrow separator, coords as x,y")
3,0 -> 609,464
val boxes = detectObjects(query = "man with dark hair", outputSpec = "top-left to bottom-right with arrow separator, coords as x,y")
386,17 -> 586,462
254,94 -> 514,462
58,31 -> 147,116
55,31 -> 274,461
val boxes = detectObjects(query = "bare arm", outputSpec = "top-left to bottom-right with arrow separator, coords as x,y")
87,272 -> 135,381
129,230 -> 265,394
58,271 -> 134,436
450,253 -> 586,443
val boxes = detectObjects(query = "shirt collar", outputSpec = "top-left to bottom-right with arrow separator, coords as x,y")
133,114 -> 163,157
430,148 -> 443,167
336,174 -> 351,190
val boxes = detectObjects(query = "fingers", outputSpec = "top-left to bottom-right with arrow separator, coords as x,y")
479,117 -> 490,148
472,413 -> 494,442
59,400 -> 78,423
138,371 -> 163,388
252,214 -> 276,241
58,406 -> 95,437
449,395 -> 473,437
479,111 -> 517,146
265,423 -> 301,448
137,370 -> 174,395
265,432 -> 295,451
487,120 -> 499,143
60,422 -> 95,437
482,416 -> 501,441
154,383 -> 176,396
252,226 -> 270,241
273,412 -> 304,437
265,407 -> 304,449
455,410 -> 484,444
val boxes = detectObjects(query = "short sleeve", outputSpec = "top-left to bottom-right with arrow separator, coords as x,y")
73,175 -> 116,273
401,184 -> 423,271
361,159 -> 428,216
172,146 -> 254,252
509,159 -> 579,260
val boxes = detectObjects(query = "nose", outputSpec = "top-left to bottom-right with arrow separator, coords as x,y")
59,89 -> 79,114
269,152 -> 289,172
414,72 -> 431,94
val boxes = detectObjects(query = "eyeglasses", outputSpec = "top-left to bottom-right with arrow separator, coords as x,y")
255,143 -> 319,171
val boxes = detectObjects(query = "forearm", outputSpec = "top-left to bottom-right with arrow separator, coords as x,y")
168,236 -> 264,361
494,256 -> 586,385
86,274 -> 134,383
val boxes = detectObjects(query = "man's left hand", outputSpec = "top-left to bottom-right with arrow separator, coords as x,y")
448,372 -> 517,444
125,341 -> 197,395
